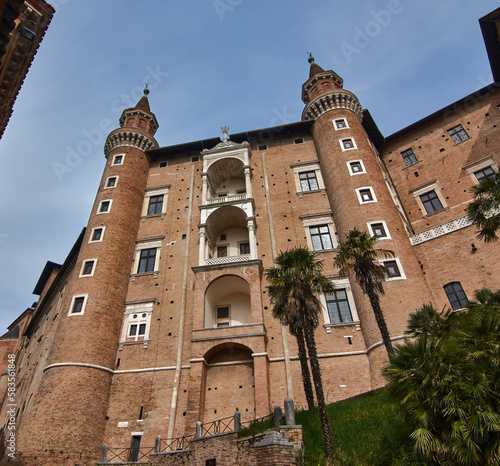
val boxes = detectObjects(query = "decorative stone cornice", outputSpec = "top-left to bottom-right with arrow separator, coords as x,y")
302,90 -> 363,122
104,130 -> 158,157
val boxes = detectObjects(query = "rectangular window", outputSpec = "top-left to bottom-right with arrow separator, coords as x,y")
239,242 -> 250,255
359,189 -> 373,202
382,260 -> 401,278
81,260 -> 95,276
333,118 -> 348,130
138,248 -> 157,273
106,177 -> 117,188
444,282 -> 468,310
294,138 -> 304,144
147,195 -> 164,216
98,200 -> 111,213
325,290 -> 353,324
349,161 -> 363,174
370,222 -> 388,239
310,225 -> 333,251
159,161 -> 167,167
420,190 -> 443,214
216,306 -> 230,328
401,148 -> 418,167
474,166 -> 495,182
299,171 -> 319,192
69,295 -> 87,315
217,246 -> 227,257
448,124 -> 470,144
341,138 -> 355,150
90,227 -> 104,242
112,154 -> 123,165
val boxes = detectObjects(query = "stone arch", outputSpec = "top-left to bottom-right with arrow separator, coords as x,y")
206,157 -> 246,198
202,343 -> 255,424
204,274 -> 251,328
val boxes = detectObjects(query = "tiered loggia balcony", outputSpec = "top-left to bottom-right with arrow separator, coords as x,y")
198,130 -> 257,267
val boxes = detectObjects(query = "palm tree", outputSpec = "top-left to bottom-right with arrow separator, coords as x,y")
266,247 -> 335,463
467,171 -> 500,242
334,228 -> 395,358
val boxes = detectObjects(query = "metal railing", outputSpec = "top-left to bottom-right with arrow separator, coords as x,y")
102,445 -> 154,463
199,415 -> 235,437
158,435 -> 193,452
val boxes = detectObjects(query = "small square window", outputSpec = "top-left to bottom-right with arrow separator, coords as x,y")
474,166 -> 495,182
90,227 -> 104,242
98,200 -> 111,213
217,246 -> 227,257
420,190 -> 443,214
112,154 -> 124,165
341,138 -> 356,150
299,171 -> 319,192
240,242 -> 250,255
159,161 -> 167,168
106,177 -> 117,188
447,125 -> 470,144
81,260 -> 95,276
401,149 -> 418,167
382,260 -> 401,278
69,295 -> 87,315
369,222 -> 388,239
348,160 -> 365,175
333,118 -> 348,130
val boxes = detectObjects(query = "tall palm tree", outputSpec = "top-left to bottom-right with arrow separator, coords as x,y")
467,171 -> 500,243
334,228 -> 395,358
266,247 -> 335,464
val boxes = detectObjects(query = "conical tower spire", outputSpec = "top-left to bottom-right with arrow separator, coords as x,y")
118,85 -> 159,136
301,55 -> 344,106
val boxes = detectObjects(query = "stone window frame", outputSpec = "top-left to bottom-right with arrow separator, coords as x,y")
105,176 -> 118,189
111,154 -> 124,166
379,257 -> 406,281
120,300 -> 154,344
462,155 -> 498,184
89,226 -> 105,243
79,258 -> 97,278
367,220 -> 391,240
68,294 -> 88,316
131,237 -> 164,277
355,186 -> 377,205
319,278 -> 360,329
340,137 -> 357,151
97,199 -> 113,215
346,159 -> 366,176
300,213 -> 337,251
333,117 -> 349,130
410,180 -> 447,217
291,161 -> 326,196
215,305 -> 231,328
142,185 -> 170,218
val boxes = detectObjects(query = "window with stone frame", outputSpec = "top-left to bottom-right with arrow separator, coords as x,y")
299,171 -> 319,192
239,242 -> 250,255
325,289 -> 353,324
90,227 -> 104,243
444,282 -> 468,310
68,294 -> 87,316
310,225 -> 333,251
120,301 -> 154,344
217,246 -> 228,257
367,221 -> 390,239
216,306 -> 230,327
98,200 -> 112,213
380,258 -> 406,281
447,124 -> 470,144
419,190 -> 444,214
80,259 -> 96,277
356,187 -> 377,204
341,138 -> 356,150
137,248 -> 157,273
147,195 -> 164,216
473,166 -> 495,182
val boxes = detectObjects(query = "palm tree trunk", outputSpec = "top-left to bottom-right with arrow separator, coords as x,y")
295,326 -> 315,411
303,321 -> 334,464
366,282 -> 395,358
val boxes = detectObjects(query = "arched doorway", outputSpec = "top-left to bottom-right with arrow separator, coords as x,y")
202,343 -> 255,424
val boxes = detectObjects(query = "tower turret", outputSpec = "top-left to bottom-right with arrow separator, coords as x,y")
302,58 -> 432,385
17,90 -> 158,464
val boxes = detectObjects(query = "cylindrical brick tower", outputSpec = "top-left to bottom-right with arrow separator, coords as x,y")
302,58 -> 433,385
17,90 -> 159,464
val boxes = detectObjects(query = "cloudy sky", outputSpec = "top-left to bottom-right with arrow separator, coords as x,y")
0,0 -> 497,332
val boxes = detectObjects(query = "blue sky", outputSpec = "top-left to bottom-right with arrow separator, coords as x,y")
0,0 -> 498,332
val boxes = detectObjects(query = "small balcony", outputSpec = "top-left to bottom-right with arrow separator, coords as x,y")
205,193 -> 248,206
203,254 -> 251,266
